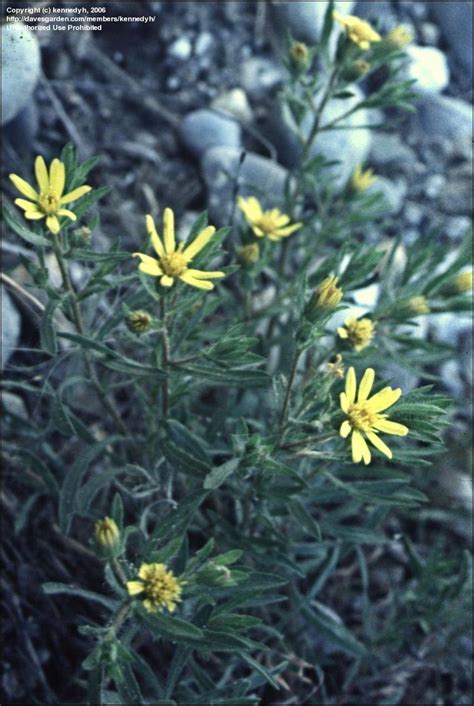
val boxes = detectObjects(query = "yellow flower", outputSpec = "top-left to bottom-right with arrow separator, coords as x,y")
238,243 -> 260,265
340,367 -> 409,464
127,563 -> 184,614
133,208 -> 225,290
328,353 -> 345,379
9,156 -> 91,235
94,517 -> 120,552
333,11 -> 382,50
350,164 -> 377,192
454,271 -> 473,293
312,275 -> 343,310
237,196 -> 302,242
406,295 -> 430,316
126,310 -> 152,334
386,25 -> 413,49
337,317 -> 375,351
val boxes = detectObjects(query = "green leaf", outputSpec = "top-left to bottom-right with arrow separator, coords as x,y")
208,614 -> 262,631
161,438 -> 211,477
241,653 -> 281,690
114,661 -> 144,705
42,582 -> 118,610
59,439 -> 114,533
142,612 -> 204,641
182,363 -> 271,388
214,549 -> 244,566
69,249 -> 130,264
300,599 -> 368,657
321,0 -> 335,47
87,665 -> 104,706
40,297 -> 62,354
204,458 -> 240,490
289,499 -> 322,540
3,205 -> 50,247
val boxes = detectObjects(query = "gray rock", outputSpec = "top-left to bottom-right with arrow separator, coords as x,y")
268,85 -> 371,186
417,95 -> 472,139
382,362 -> 419,393
240,57 -> 284,99
402,46 -> 449,95
201,147 -> 290,225
438,169 -> 473,216
428,312 -> 471,347
431,1 -> 473,81
419,21 -> 440,46
369,133 -> 417,169
167,36 -> 192,61
354,1 -> 397,30
180,109 -> 241,158
211,89 -> 253,124
424,174 -> 446,199
369,176 -> 407,215
1,391 -> 28,420
1,22 -> 41,125
444,216 -> 471,242
194,31 -> 213,57
404,201 -> 424,226
270,1 -> 355,45
1,287 -> 21,370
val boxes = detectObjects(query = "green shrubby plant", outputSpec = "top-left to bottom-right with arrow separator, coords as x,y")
2,5 -> 472,704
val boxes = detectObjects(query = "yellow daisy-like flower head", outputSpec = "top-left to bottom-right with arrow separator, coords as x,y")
406,295 -> 430,316
237,196 -> 302,242
340,367 -> 409,464
127,563 -> 184,614
327,353 -> 345,379
333,11 -> 382,50
9,156 -> 92,235
386,25 -> 413,49
350,164 -> 377,192
337,317 -> 375,351
133,208 -> 225,290
312,275 -> 344,311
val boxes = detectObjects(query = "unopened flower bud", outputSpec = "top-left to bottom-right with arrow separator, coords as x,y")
311,276 -> 343,311
238,243 -> 260,265
327,353 -> 345,379
342,58 -> 371,81
405,295 -> 430,316
75,226 -> 92,244
454,271 -> 473,293
386,25 -> 413,49
94,517 -> 120,554
195,561 -> 232,586
350,164 -> 376,192
126,310 -> 152,334
289,41 -> 310,71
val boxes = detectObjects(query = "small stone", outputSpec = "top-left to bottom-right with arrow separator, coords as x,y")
270,0 -> 355,46
1,23 -> 41,125
1,287 -> 21,370
166,76 -> 180,91
168,36 -> 192,61
369,177 -> 407,215
402,46 -> 449,95
240,57 -> 284,99
405,201 -> 424,226
369,133 -> 417,169
1,392 -> 28,420
211,89 -> 253,124
419,22 -> 440,46
424,174 -> 446,199
180,109 -> 241,158
382,362 -> 419,393
195,32 -> 213,57
201,147 -> 290,225
439,173 -> 473,216
444,216 -> 471,242
418,95 -> 472,140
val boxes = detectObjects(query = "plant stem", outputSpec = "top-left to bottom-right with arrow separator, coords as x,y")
107,602 -> 131,639
278,347 -> 303,433
280,431 -> 338,450
111,556 -> 128,587
160,297 -> 170,419
51,233 -> 128,437
302,66 -> 340,164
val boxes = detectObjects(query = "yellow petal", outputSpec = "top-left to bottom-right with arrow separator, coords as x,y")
340,420 -> 351,438
274,222 -> 303,237
24,211 -> 45,221
337,327 -> 348,339
160,275 -> 175,287
238,195 -> 262,222
373,419 -> 409,436
14,198 -> 40,212
143,599 -> 157,613
9,173 -> 39,201
57,209 -> 77,221
126,580 -> 145,596
366,432 -> 393,459
340,392 -> 349,414
46,216 -> 60,234
145,214 -> 165,258
138,563 -> 154,580
163,207 -> 175,254
35,156 -> 49,192
49,159 -> 65,197
182,226 -> 216,260
351,430 -> 364,464
358,368 -> 375,403
345,367 -> 356,405
60,185 -> 92,205
276,214 -> 290,227
252,226 -> 266,237
186,269 -> 225,280
133,253 -> 163,277
179,272 -> 214,290
366,387 -> 401,413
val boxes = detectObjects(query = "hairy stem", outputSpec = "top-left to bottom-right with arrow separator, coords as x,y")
160,297 -> 170,419
278,347 -> 303,433
51,233 -> 128,437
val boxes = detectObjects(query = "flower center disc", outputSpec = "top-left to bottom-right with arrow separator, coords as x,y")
348,403 -> 377,432
39,191 -> 60,215
160,252 -> 188,277
259,213 -> 279,233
